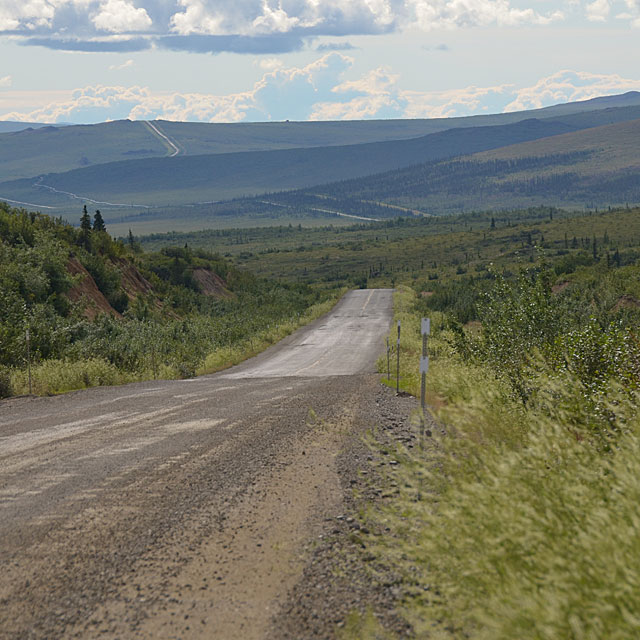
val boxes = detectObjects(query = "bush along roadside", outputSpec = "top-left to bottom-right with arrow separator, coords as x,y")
364,269 -> 640,639
0,203 -> 343,397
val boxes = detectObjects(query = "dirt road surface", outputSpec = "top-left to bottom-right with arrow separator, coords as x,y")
0,289 -> 394,639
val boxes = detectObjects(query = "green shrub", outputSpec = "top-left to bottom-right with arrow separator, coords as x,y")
0,366 -> 12,398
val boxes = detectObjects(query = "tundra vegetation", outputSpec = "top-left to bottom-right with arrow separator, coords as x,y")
362,254 -> 640,637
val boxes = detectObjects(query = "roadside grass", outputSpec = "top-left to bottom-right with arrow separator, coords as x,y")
365,285 -> 640,639
11,357 -> 135,396
7,289 -> 345,397
196,290 -> 345,375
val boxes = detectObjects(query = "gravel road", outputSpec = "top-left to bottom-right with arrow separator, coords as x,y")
0,289 -> 397,639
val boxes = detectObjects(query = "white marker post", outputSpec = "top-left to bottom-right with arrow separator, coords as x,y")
386,336 -> 390,379
396,320 -> 401,394
420,318 -> 430,436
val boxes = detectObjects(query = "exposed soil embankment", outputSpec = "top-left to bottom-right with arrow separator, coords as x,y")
65,257 -> 120,320
192,267 -> 234,298
65,256 -> 232,319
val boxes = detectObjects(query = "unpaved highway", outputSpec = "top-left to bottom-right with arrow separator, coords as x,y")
0,289 -> 393,639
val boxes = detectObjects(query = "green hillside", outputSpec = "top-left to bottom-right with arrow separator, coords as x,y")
0,201 -> 336,397
286,118 -> 640,215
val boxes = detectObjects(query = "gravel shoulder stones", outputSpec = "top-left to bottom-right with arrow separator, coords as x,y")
268,383 -> 437,640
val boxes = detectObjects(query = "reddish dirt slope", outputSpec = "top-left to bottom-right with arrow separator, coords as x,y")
65,258 -> 120,320
192,268 -> 234,298
112,257 -> 154,301
65,258 -> 232,319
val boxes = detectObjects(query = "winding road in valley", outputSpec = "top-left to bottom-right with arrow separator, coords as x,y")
0,289 -> 393,639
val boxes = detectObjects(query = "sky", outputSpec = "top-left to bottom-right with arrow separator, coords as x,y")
0,0 -> 638,124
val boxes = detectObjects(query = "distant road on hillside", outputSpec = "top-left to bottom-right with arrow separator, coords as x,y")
144,120 -> 182,157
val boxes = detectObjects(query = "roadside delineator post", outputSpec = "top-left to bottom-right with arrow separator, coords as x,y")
386,337 -> 390,380
26,328 -> 32,395
396,320 -> 401,394
420,318 -> 430,438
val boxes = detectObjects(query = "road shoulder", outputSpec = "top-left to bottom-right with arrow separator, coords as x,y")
267,384 -> 420,639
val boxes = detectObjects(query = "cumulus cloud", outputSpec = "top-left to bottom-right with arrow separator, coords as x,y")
0,53 -> 353,123
255,57 -> 284,70
617,0 -> 640,25
586,0 -> 610,21
0,75 -> 12,88
1,59 -> 637,124
502,70 -> 640,112
109,58 -> 134,70
1,0 -> 569,53
92,0 -> 152,32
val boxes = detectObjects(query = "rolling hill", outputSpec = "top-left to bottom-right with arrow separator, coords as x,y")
286,118 -> 640,215
3,104 -> 640,218
1,91 -> 640,182
0,117 -> 583,208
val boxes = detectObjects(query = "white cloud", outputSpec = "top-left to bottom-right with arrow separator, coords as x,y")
408,0 -> 563,29
617,0 -> 640,25
0,75 -> 12,88
108,58 -> 134,70
0,53 -> 353,123
92,0 -> 152,33
401,83 -> 515,118
0,0 -> 56,30
503,70 -> 640,111
1,60 -> 637,125
255,57 -> 285,71
1,0 -> 569,52
586,0 -> 610,21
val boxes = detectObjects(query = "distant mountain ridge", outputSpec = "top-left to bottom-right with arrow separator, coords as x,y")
0,122 -> 70,134
0,116 -> 612,209
1,90 -> 640,182
0,92 -> 639,226
283,118 -> 640,215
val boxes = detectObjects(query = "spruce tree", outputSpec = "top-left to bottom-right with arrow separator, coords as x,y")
93,209 -> 106,232
80,205 -> 91,232
79,205 -> 92,250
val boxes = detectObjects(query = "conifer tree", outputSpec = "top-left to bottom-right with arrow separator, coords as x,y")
80,205 -> 91,232
93,209 -> 106,232
79,205 -> 92,250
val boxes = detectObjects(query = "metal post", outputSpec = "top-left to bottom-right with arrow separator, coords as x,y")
420,318 -> 431,438
421,332 -> 427,413
26,328 -> 32,395
386,337 -> 390,379
151,342 -> 157,380
396,320 -> 401,394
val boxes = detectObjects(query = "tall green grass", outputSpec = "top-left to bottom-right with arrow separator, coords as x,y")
368,285 -> 640,639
